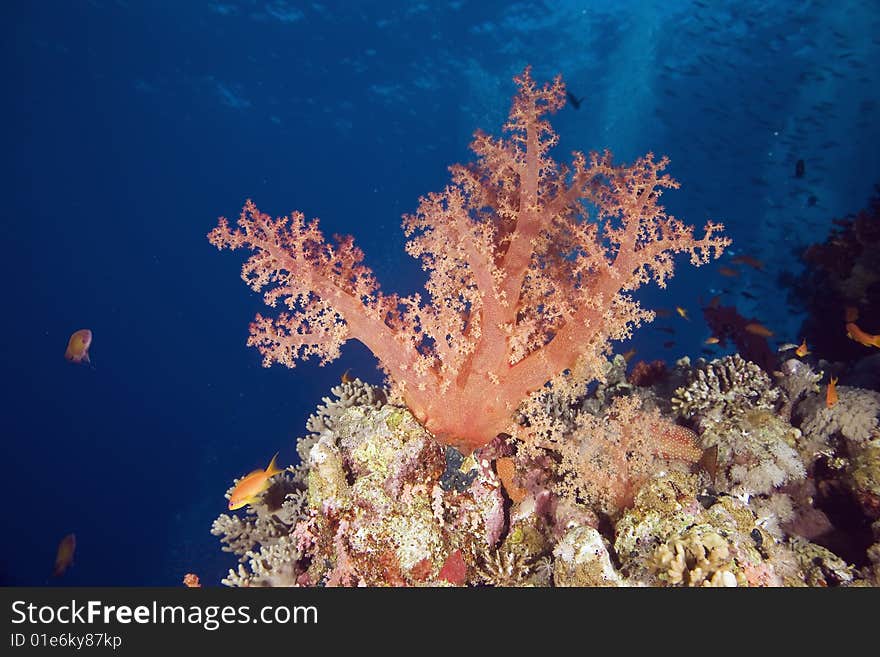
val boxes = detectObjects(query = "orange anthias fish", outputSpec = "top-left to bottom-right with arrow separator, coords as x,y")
228,453 -> 284,510
718,266 -> 740,278
846,323 -> 880,348
64,329 -> 92,364
744,322 -> 774,338
676,306 -> 690,321
826,376 -> 839,408
795,338 -> 810,357
53,533 -> 76,578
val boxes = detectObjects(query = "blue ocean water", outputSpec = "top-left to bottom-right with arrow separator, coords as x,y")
1,0 -> 877,586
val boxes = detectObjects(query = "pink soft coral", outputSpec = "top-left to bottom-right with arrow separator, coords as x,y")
209,67 -> 729,454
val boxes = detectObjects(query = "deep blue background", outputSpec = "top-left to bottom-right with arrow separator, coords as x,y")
2,0 -> 878,585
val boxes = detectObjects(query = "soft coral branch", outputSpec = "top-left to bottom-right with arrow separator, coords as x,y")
208,202 -> 422,382
210,67 -> 730,454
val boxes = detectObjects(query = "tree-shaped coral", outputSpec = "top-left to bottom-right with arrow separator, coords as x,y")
209,67 -> 730,454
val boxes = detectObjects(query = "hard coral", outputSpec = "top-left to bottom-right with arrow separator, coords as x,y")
212,376 -> 880,586
671,355 -> 805,529
211,470 -> 309,587
651,527 -> 739,587
614,472 -> 798,587
209,67 -> 728,454
247,381 -> 517,587
672,353 -> 779,425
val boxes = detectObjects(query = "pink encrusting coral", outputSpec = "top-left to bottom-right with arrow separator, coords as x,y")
209,67 -> 730,454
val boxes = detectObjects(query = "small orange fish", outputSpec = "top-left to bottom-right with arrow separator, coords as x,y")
744,322 -> 774,338
341,368 -> 353,383
64,329 -> 92,365
622,348 -> 637,362
53,533 -> 76,578
730,254 -> 765,271
844,306 -> 859,323
826,376 -> 839,408
846,322 -> 880,348
704,336 -> 720,345
228,453 -> 284,510
795,338 -> 810,358
718,266 -> 740,278
676,306 -> 690,321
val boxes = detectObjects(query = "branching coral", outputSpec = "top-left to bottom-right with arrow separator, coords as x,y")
775,358 -> 823,421
209,68 -> 728,454
671,353 -> 779,424
306,377 -> 387,435
671,355 -> 804,530
211,471 -> 309,586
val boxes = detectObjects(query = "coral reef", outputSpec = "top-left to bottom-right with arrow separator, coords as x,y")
612,472 -> 796,586
206,69 -> 879,587
210,352 -> 880,586
671,355 -> 804,528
